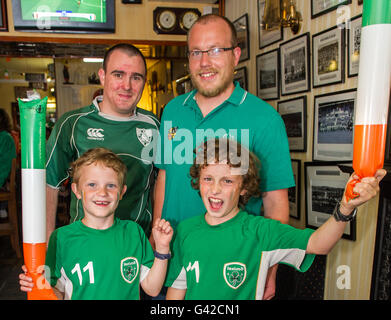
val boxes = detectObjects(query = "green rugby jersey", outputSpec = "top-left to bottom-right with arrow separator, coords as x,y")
166,210 -> 315,300
46,218 -> 154,300
46,97 -> 159,234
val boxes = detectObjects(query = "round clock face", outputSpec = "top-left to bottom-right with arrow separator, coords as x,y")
157,10 -> 176,31
181,11 -> 199,31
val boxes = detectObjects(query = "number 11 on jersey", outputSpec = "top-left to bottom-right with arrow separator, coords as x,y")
186,261 -> 200,283
71,261 -> 95,286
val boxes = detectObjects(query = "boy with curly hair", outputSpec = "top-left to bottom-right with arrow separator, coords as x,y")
165,138 -> 385,300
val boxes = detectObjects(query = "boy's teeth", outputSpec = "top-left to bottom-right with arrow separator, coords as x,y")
209,198 -> 222,203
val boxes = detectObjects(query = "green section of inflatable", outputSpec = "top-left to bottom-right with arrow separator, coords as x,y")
18,97 -> 48,169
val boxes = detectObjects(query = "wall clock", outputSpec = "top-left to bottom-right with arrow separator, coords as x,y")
153,7 -> 200,35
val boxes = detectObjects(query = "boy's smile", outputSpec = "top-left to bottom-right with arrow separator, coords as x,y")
199,163 -> 246,226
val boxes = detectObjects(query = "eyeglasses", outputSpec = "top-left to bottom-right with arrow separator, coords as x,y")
188,47 -> 235,59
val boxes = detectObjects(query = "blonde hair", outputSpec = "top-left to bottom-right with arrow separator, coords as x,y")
70,148 -> 127,188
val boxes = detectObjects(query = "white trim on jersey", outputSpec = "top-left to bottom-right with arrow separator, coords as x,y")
170,267 -> 187,290
56,267 -> 74,300
255,248 -> 307,300
140,264 -> 151,283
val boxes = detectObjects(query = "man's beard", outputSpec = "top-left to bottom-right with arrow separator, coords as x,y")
190,69 -> 234,98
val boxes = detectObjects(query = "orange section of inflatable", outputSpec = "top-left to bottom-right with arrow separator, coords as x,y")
345,124 -> 387,201
23,243 -> 58,300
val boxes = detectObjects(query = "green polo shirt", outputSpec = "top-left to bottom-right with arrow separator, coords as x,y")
156,82 -> 294,228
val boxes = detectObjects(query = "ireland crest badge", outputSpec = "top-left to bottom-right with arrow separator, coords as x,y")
121,257 -> 139,284
223,262 -> 247,289
136,128 -> 153,147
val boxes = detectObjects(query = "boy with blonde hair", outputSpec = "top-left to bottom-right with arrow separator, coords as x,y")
20,148 -> 173,300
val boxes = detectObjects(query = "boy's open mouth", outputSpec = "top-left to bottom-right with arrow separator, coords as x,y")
209,197 -> 223,210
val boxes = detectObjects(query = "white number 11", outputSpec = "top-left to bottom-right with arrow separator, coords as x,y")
71,261 -> 95,286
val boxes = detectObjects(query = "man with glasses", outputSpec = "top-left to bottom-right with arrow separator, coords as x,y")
153,14 -> 294,299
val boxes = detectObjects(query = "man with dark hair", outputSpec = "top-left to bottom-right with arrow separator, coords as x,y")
46,44 -> 159,240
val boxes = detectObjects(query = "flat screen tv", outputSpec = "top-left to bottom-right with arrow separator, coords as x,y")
12,0 -> 115,33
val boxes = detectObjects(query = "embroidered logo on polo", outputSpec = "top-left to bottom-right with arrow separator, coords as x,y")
136,128 -> 153,147
87,128 -> 104,141
168,126 -> 178,140
223,262 -> 247,289
120,257 -> 139,284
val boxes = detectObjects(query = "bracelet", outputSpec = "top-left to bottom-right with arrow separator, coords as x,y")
154,251 -> 171,260
332,202 -> 357,222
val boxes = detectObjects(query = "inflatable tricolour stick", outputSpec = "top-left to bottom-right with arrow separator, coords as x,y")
345,0 -> 391,201
19,97 -> 57,300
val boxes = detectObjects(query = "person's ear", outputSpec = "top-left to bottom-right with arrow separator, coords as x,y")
240,188 -> 247,197
71,183 -> 82,200
119,185 -> 127,200
233,46 -> 241,66
98,68 -> 105,86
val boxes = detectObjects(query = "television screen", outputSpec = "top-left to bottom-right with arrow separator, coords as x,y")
12,0 -> 115,33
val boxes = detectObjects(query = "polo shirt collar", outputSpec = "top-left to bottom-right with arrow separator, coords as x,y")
182,81 -> 247,109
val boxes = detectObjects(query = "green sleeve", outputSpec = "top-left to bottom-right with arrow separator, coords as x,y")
45,229 -> 62,287
0,132 -> 16,187
46,115 -> 75,188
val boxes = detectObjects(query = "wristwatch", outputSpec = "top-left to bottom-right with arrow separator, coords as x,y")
332,203 -> 357,222
154,251 -> 171,260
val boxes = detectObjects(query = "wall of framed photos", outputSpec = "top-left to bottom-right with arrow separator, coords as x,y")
225,0 -> 382,300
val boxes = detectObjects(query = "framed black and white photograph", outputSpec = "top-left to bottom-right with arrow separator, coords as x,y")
311,0 -> 352,19
347,15 -> 362,77
313,26 -> 345,88
280,33 -> 311,96
234,66 -> 248,91
0,0 -> 8,32
313,89 -> 356,161
258,0 -> 283,49
233,13 -> 250,63
278,96 -> 307,152
256,49 -> 280,101
305,161 -> 356,240
289,159 -> 301,219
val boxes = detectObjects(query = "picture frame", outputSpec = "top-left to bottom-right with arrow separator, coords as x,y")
347,15 -> 362,77
277,96 -> 307,152
305,161 -> 356,240
280,33 -> 311,96
311,0 -> 352,19
256,49 -> 280,101
313,89 -> 356,161
0,0 -> 8,32
289,159 -> 301,220
233,13 -> 250,63
257,0 -> 283,49
234,66 -> 248,91
312,25 -> 345,88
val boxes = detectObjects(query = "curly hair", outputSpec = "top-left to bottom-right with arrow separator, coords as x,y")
189,138 -> 261,207
70,148 -> 127,189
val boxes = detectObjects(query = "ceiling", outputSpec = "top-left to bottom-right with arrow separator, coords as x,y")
0,41 -> 187,75
0,41 -> 187,59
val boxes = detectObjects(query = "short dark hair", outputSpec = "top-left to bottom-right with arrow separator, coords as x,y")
102,43 -> 147,74
190,138 -> 261,207
187,14 -> 238,48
